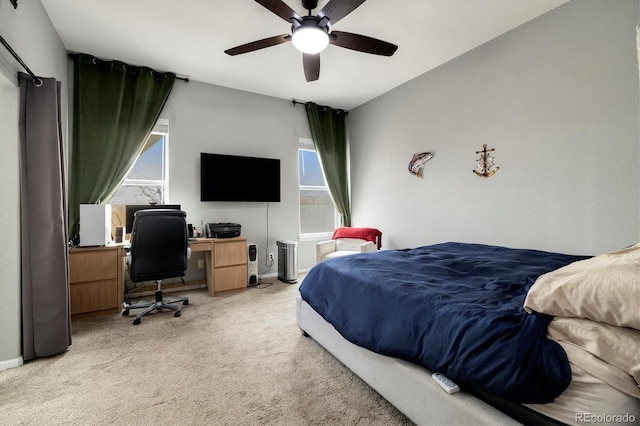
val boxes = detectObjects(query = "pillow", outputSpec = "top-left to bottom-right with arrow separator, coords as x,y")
524,243 -> 640,330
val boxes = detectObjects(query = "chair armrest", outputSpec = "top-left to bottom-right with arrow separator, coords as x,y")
316,240 -> 337,263
360,241 -> 377,253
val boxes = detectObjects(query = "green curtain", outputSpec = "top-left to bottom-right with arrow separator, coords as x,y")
69,53 -> 176,238
305,102 -> 351,227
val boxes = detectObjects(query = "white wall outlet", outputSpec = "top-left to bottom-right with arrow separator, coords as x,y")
197,259 -> 204,269
268,252 -> 274,262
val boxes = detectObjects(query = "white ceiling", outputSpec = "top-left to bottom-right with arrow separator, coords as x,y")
41,0 -> 569,110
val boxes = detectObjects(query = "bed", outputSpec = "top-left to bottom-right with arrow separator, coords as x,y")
296,242 -> 640,425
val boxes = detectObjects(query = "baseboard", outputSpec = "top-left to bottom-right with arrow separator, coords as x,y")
261,269 -> 310,279
257,270 -> 308,285
0,355 -> 24,371
127,283 -> 205,298
261,272 -> 278,279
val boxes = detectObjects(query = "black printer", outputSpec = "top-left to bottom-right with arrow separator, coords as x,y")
205,223 -> 241,238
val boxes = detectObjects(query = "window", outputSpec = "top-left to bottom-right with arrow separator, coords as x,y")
109,119 -> 169,205
299,138 -> 338,235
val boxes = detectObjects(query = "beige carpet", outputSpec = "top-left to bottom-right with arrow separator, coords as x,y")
0,278 -> 412,425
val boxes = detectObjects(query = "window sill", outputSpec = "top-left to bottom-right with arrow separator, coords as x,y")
299,232 -> 333,242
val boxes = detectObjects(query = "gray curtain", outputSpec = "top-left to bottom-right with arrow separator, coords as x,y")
19,73 -> 71,360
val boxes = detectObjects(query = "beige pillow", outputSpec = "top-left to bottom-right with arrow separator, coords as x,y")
524,243 -> 640,330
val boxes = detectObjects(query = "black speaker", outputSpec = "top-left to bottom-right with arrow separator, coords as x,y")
115,226 -> 125,243
188,223 -> 194,238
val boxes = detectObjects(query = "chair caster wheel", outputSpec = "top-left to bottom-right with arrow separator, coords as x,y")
174,311 -> 181,318
122,309 -> 129,316
183,300 -> 189,306
133,318 -> 141,325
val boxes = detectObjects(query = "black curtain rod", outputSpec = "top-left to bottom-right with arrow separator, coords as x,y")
292,99 -> 348,115
67,52 -> 189,82
0,34 -> 43,86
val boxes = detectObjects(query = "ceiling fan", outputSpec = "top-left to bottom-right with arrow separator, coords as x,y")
224,0 -> 398,82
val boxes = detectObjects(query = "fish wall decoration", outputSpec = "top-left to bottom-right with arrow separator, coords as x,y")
408,152 -> 435,178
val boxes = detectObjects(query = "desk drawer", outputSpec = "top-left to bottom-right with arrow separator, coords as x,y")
69,249 -> 117,282
214,240 -> 247,267
70,279 -> 119,314
214,265 -> 248,292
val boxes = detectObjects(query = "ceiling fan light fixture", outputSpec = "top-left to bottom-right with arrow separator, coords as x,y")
225,0 -> 397,82
292,26 -> 329,54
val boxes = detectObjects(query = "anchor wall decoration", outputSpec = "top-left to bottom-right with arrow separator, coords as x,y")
473,144 -> 499,178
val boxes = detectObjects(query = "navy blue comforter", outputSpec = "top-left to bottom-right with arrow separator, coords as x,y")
299,242 -> 590,403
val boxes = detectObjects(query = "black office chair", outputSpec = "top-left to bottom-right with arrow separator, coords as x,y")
122,209 -> 190,325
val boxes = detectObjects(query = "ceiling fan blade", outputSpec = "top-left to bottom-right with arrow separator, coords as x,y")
225,34 -> 291,56
303,53 -> 320,82
318,0 -> 366,25
330,31 -> 398,56
255,0 -> 301,22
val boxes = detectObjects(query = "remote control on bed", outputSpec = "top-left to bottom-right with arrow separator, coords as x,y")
432,372 -> 460,394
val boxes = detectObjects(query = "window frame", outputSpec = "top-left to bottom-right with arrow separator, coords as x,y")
109,118 -> 170,205
298,137 -> 338,239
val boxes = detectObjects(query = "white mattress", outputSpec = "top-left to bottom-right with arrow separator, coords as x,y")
296,296 -> 640,426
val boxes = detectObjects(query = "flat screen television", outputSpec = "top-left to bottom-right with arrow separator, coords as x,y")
125,204 -> 181,233
200,153 -> 281,202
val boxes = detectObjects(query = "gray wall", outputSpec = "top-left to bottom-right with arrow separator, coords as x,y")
0,0 -> 68,369
160,82 -> 315,275
349,0 -> 640,255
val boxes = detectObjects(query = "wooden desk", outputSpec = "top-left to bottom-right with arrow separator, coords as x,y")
68,237 -> 248,315
211,237 -> 248,294
190,239 -> 214,294
69,244 -> 125,315
191,237 -> 248,296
